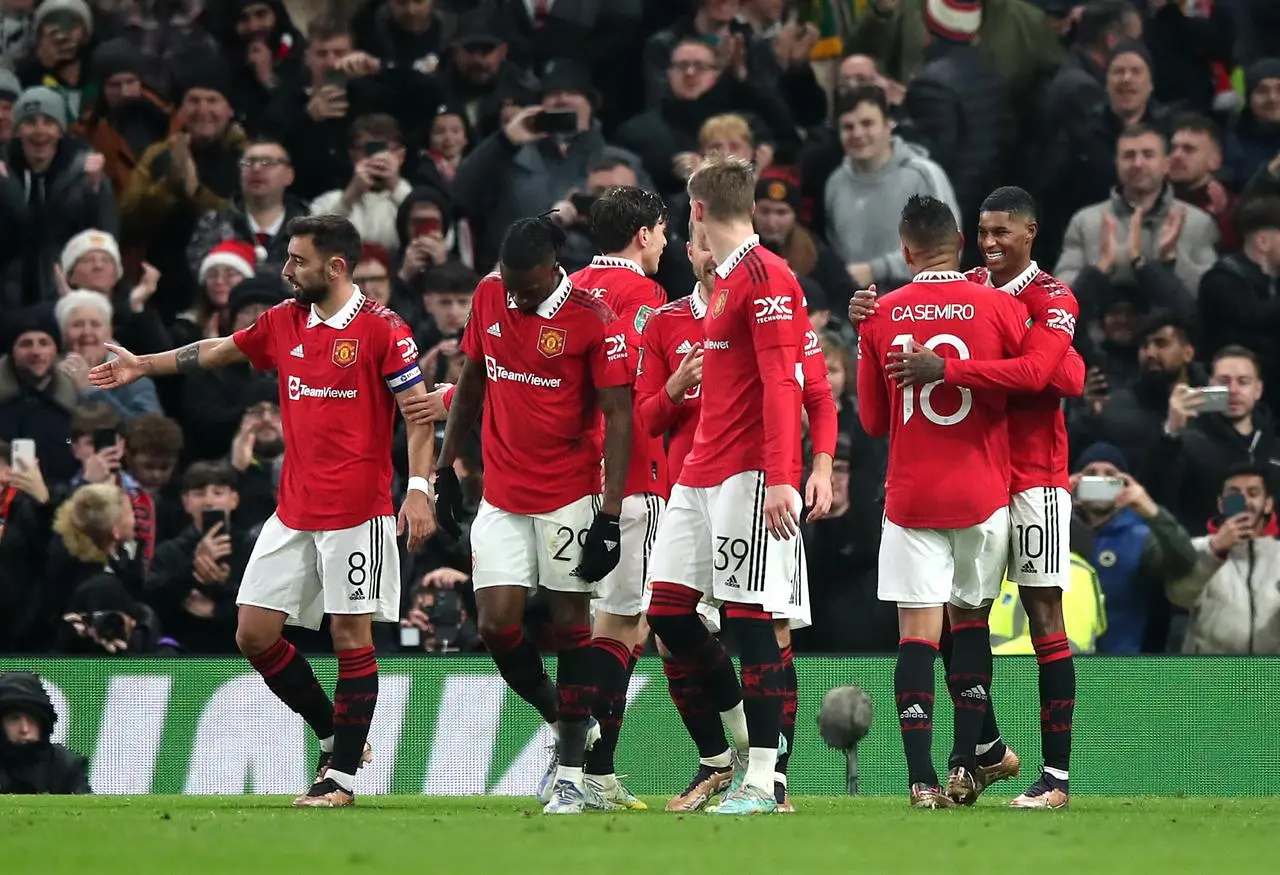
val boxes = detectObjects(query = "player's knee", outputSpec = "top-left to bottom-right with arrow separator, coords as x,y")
547,592 -> 591,628
329,614 -> 373,651
477,618 -> 519,653
235,607 -> 283,657
773,619 -> 790,649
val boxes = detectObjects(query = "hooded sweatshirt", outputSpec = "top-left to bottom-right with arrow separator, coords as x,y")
822,136 -> 959,287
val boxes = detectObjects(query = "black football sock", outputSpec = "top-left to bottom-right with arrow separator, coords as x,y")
896,638 -> 939,788
648,583 -> 744,714
483,624 -> 558,724
726,604 -> 784,789
777,644 -> 797,778
330,646 -> 378,787
246,638 -> 334,741
584,636 -> 631,776
942,627 -> 1004,765
662,655 -> 730,761
553,624 -> 595,770
1033,631 -> 1074,788
946,622 -> 993,773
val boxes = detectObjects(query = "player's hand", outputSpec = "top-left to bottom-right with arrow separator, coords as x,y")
400,384 -> 451,426
666,344 -> 703,401
572,511 -> 621,582
847,285 -> 878,324
1114,474 -> 1157,519
764,484 -> 799,540
1166,382 -> 1204,433
804,467 -> 833,522
1210,512 -> 1254,555
88,343 -> 145,389
433,465 -> 465,538
398,488 -> 438,551
886,341 -> 944,387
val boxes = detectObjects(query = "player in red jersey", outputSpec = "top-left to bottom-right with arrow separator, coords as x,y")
89,215 -> 437,808
638,224 -> 836,812
567,185 -> 669,809
429,216 -> 632,815
644,156 -> 810,816
849,187 -> 1083,809
857,195 -> 1064,810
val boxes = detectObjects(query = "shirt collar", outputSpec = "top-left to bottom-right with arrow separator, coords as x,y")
989,260 -> 1040,296
507,270 -> 572,319
307,286 -> 365,329
590,254 -> 646,276
690,283 -> 707,318
714,235 -> 760,279
913,270 -> 967,283
248,211 -> 286,237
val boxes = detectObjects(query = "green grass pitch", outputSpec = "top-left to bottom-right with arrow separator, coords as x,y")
4,795 -> 1275,874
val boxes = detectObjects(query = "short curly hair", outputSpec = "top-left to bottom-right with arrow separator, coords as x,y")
125,413 -> 184,457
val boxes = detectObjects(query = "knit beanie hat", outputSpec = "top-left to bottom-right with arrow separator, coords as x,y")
61,229 -> 123,278
924,0 -> 982,43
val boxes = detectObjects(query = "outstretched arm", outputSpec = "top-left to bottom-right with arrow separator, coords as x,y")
151,337 -> 248,375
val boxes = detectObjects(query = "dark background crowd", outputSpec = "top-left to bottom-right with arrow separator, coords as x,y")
1,0 -> 1279,661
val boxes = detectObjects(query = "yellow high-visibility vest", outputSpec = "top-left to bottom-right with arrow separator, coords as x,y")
989,555 -> 1107,655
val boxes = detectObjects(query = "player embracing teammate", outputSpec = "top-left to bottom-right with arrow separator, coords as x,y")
852,189 -> 1084,809
643,156 -> 836,815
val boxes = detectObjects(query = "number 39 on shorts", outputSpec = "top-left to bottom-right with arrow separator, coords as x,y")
891,332 -> 972,426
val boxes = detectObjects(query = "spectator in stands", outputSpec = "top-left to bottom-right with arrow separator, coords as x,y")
451,57 -> 649,269
55,289 -> 161,421
753,176 -> 852,318
1070,310 -> 1204,476
178,276 -> 280,462
309,113 -> 412,252
186,139 -> 306,280
65,403 -> 156,562
1167,464 -> 1280,654
1055,123 -> 1218,296
1198,198 -> 1280,413
147,460 -> 251,654
823,85 -> 957,290
1040,1 -> 1131,129
225,400 -> 280,527
0,310 -> 77,485
434,11 -> 536,143
14,0 -> 94,116
1168,115 -> 1239,253
1070,442 -> 1197,653
72,36 -> 172,201
0,4 -> 35,69
58,572 -> 171,655
0,69 -> 18,145
0,671 -> 89,794
394,184 -> 466,278
47,480 -> 146,622
120,64 -> 247,319
615,37 -> 793,198
420,101 -> 470,186
1142,0 -> 1235,115
351,0 -> 458,74
1223,58 -> 1280,188
398,569 -> 480,654
408,261 -> 476,354
204,0 -> 305,135
58,229 -> 168,356
353,243 -> 393,307
171,240 -> 255,347
1147,345 -> 1280,535
0,86 -> 117,308
0,444 -> 55,651
122,412 -> 184,542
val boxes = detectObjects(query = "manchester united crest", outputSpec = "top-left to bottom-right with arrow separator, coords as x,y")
332,338 -> 359,368
537,326 -> 567,358
711,290 -> 728,318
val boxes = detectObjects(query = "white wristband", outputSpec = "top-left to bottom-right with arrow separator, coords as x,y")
407,476 -> 432,497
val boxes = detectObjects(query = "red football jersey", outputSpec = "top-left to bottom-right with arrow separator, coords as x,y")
856,271 -> 1030,528
571,256 -> 670,499
798,323 -> 839,458
233,289 -> 424,531
460,271 -> 631,515
679,239 -> 805,489
964,262 -> 1084,492
636,291 -> 705,485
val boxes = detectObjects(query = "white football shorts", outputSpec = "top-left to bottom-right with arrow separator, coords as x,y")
877,506 -> 1010,609
1007,486 -> 1072,590
594,493 -> 665,617
237,513 -> 401,629
470,495 -> 602,594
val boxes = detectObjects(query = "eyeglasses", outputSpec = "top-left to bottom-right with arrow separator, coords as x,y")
669,61 -> 718,74
239,157 -> 290,169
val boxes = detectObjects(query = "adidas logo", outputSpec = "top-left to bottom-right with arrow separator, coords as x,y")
724,574 -> 739,587
487,322 -> 502,337
290,344 -> 304,358
899,704 -> 928,721
1021,560 -> 1036,574
675,340 -> 693,355
348,587 -> 366,601
960,685 -> 988,701
604,539 -> 618,550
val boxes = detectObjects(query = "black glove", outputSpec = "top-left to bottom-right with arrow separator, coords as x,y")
433,466 -> 464,538
572,511 -> 621,583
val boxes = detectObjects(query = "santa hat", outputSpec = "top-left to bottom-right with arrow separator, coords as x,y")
199,240 -> 257,283
924,0 -> 983,43
60,229 -> 123,277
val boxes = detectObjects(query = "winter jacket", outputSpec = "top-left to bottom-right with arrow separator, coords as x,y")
822,136 -> 958,288
1169,526 -> 1280,654
185,194 -> 311,280
1198,253 -> 1280,412
0,355 -> 80,486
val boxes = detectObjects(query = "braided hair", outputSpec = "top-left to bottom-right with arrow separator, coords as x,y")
499,213 -> 567,272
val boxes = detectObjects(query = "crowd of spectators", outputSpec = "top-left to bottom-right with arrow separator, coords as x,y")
2,0 -> 1280,658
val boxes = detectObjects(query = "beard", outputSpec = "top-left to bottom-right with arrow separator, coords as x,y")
292,279 -> 328,304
